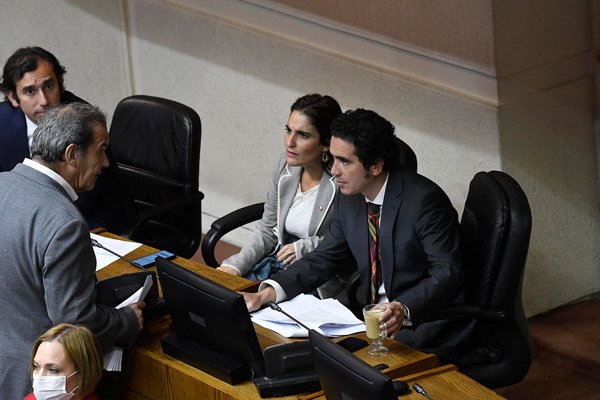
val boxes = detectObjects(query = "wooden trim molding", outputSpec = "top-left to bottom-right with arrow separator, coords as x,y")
155,0 -> 500,106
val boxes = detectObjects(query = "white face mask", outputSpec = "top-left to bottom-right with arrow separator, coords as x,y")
32,370 -> 79,400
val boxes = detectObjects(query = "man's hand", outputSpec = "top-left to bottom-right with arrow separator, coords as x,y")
217,265 -> 241,276
128,300 -> 146,331
379,301 -> 405,337
276,244 -> 297,266
241,286 -> 276,312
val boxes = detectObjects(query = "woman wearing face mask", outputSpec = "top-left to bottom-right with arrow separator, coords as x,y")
24,324 -> 103,400
217,94 -> 351,298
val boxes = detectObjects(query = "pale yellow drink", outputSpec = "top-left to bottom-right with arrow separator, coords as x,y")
364,308 -> 384,339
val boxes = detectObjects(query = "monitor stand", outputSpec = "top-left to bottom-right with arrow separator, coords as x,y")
161,331 -> 252,384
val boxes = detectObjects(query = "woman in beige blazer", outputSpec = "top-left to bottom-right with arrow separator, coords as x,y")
218,94 -> 347,298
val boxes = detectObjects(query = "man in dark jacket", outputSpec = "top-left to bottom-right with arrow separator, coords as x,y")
0,46 -> 123,230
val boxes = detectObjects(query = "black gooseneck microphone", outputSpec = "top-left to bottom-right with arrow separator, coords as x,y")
91,238 -> 151,273
267,302 -> 311,331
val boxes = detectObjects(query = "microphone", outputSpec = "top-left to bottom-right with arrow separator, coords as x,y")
91,238 -> 150,273
267,302 -> 311,332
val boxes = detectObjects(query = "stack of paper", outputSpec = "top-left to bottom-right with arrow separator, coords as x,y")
251,294 -> 365,338
103,347 -> 123,371
103,274 -> 153,371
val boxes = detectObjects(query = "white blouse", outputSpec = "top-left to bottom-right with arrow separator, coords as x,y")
284,182 -> 319,239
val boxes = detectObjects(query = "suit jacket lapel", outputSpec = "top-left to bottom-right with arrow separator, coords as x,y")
380,168 -> 404,296
308,173 -> 336,235
344,194 -> 369,276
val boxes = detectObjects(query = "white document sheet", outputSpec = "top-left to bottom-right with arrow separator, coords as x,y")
104,274 -> 153,371
91,232 -> 142,271
251,294 -> 365,338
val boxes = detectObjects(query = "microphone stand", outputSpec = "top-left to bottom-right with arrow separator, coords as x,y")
91,238 -> 151,273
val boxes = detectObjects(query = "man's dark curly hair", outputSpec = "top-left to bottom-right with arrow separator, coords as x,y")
330,109 -> 399,172
0,47 -> 66,100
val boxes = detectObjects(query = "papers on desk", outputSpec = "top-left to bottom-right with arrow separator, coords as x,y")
251,294 -> 365,338
91,232 -> 142,271
103,274 -> 153,371
116,274 -> 154,309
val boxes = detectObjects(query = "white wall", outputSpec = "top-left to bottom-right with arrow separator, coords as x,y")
125,0 -> 500,226
500,78 -> 599,313
494,0 -> 600,313
1,0 -> 597,317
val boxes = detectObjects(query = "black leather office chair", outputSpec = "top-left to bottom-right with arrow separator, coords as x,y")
424,170 -> 533,388
109,95 -> 204,259
200,137 -> 417,267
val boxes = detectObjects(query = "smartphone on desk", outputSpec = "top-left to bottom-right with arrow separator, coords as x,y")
132,250 -> 175,268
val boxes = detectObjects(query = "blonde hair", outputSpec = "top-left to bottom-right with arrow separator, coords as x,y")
29,324 -> 103,396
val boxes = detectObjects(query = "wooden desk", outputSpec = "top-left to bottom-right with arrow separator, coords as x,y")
396,365 -> 506,399
298,364 -> 506,400
95,231 -> 437,399
94,231 -> 257,293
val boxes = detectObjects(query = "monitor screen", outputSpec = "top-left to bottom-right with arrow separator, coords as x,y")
156,257 -> 265,381
309,330 -> 402,400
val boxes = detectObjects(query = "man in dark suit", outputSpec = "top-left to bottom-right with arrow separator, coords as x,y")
243,109 -> 468,351
0,47 -> 82,171
0,47 -> 123,230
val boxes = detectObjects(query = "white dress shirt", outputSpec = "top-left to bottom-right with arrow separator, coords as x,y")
23,158 -> 78,201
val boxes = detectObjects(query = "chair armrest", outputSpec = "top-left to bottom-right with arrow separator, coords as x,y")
211,202 -> 265,233
201,202 -> 264,267
123,191 -> 205,240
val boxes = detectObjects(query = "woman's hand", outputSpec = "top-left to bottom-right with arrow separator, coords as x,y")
217,265 -> 241,276
276,244 -> 297,266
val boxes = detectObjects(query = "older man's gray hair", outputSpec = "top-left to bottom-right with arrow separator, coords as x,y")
31,102 -> 107,163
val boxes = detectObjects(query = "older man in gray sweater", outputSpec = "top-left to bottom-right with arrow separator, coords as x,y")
0,103 -> 144,399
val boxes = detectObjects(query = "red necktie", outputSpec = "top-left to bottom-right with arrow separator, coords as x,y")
367,202 -> 381,304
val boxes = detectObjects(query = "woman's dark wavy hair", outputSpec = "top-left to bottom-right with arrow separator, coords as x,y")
290,94 -> 342,147
290,94 -> 341,170
0,46 -> 66,100
331,109 -> 399,172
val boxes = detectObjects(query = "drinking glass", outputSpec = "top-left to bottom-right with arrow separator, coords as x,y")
362,304 -> 388,356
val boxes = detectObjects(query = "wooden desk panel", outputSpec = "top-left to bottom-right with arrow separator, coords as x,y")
299,364 -> 505,400
94,230 -> 257,293
94,231 -> 438,399
398,365 -> 506,399
119,322 -> 437,399
350,337 -> 438,379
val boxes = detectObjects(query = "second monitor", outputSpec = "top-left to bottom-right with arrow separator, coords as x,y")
156,256 -> 265,384
309,329 -> 409,400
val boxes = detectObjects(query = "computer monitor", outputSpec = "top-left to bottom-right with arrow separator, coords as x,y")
156,257 -> 265,384
309,330 -> 408,400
